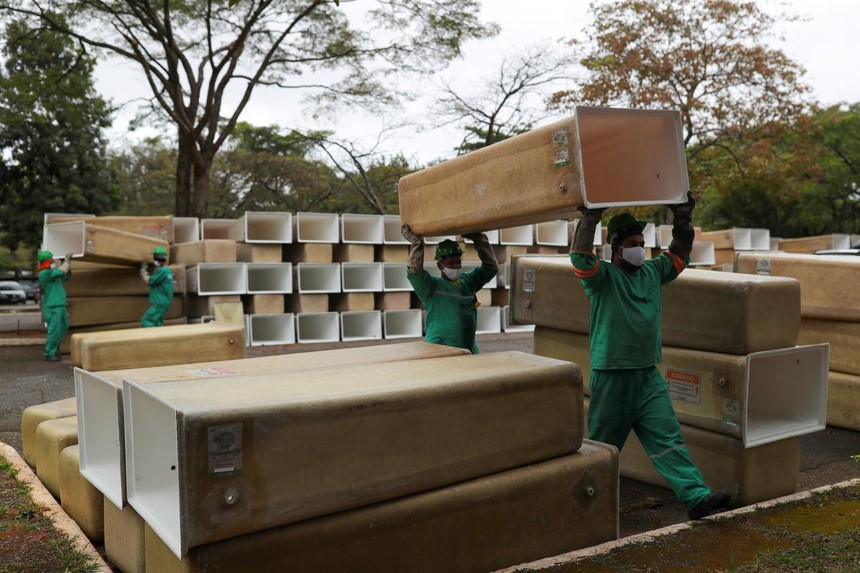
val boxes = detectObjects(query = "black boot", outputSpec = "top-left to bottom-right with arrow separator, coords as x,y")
46,354 -> 61,362
688,490 -> 731,520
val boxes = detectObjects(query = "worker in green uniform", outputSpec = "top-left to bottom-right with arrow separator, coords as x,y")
37,250 -> 72,362
401,224 -> 498,354
139,246 -> 174,327
569,192 -> 731,520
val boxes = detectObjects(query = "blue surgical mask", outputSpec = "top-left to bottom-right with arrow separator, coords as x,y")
621,246 -> 646,267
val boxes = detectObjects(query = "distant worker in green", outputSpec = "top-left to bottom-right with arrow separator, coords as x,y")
401,224 -> 498,354
569,192 -> 731,520
139,246 -> 174,327
37,250 -> 72,362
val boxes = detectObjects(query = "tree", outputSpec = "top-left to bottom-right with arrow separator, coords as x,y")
110,137 -> 177,215
0,15 -> 120,251
550,0 -> 809,155
3,0 -> 498,218
434,44 -> 574,155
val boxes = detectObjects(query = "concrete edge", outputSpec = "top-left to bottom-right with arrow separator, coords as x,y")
497,477 -> 860,572
0,442 -> 111,572
0,338 -> 45,346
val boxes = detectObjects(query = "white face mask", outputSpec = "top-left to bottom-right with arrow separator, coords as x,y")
442,267 -> 462,280
620,246 -> 646,267
50,263 -> 56,269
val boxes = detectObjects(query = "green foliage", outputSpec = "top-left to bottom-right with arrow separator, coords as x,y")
110,138 -> 176,216
0,15 -> 120,251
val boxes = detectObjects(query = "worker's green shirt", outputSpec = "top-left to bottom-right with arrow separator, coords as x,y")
569,251 -> 689,369
407,264 -> 497,354
38,268 -> 70,308
147,265 -> 174,307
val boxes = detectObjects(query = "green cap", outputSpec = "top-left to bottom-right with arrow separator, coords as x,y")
434,239 -> 463,261
153,246 -> 168,257
37,250 -> 53,262
606,213 -> 648,245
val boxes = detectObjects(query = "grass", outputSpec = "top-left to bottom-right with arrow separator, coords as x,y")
0,456 -> 102,573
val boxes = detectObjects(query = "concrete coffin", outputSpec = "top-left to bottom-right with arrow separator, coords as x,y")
122,351 -> 583,555
72,323 -> 245,372
64,264 -> 186,297
143,441 -> 619,572
104,500 -> 146,573
511,256 -> 801,354
584,399 -> 800,506
20,397 -> 77,468
827,371 -> 860,431
798,318 -> 860,376
75,342 -> 469,508
171,240 -> 238,264
734,252 -> 860,321
62,318 -> 188,356
43,221 -> 170,265
66,295 -> 183,328
59,445 -> 104,543
47,214 -> 174,242
398,107 -> 688,236
34,416 -> 78,498
533,327 -> 829,447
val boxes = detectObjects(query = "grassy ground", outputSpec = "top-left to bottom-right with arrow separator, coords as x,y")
0,456 -> 101,573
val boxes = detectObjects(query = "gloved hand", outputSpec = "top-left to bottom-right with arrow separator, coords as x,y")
668,192 -> 696,256
59,254 -> 72,274
401,224 -> 424,273
462,232 -> 488,244
570,206 -> 606,253
139,261 -> 150,282
401,224 -> 421,245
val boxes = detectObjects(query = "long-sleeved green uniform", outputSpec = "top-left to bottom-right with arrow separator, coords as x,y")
570,249 -> 712,511
141,265 -> 174,327
407,263 -> 497,354
39,267 -> 70,358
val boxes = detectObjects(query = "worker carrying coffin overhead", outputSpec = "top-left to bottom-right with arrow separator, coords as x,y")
139,246 -> 174,327
37,250 -> 72,362
401,224 -> 498,354
569,192 -> 732,520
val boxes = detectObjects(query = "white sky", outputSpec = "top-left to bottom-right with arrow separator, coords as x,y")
96,0 -> 859,167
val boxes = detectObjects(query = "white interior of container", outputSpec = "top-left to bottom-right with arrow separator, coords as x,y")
383,263 -> 412,291
382,214 -> 408,245
42,221 -> 86,256
296,263 -> 341,293
248,313 -> 296,346
689,242 -> 716,266
246,263 -> 293,294
295,212 -> 339,243
190,263 -> 247,295
341,214 -> 384,244
535,220 -> 570,246
172,217 -> 200,244
383,309 -> 423,339
200,219 -> 236,240
341,262 -> 383,292
340,310 -> 383,341
296,312 -> 340,343
499,225 -> 534,246
502,305 -> 535,332
245,212 -> 293,243
476,306 -> 501,334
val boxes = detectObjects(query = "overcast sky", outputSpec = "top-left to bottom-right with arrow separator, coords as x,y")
97,0 -> 859,166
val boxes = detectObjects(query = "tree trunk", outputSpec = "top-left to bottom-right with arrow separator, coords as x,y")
191,159 -> 211,219
175,130 -> 193,216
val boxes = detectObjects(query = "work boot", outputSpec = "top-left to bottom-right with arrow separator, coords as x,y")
687,490 -> 731,520
46,354 -> 61,362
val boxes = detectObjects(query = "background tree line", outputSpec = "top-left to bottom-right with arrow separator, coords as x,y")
0,0 -> 857,273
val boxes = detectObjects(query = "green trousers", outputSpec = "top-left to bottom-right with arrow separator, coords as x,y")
140,304 -> 168,327
588,367 -> 711,510
43,305 -> 69,358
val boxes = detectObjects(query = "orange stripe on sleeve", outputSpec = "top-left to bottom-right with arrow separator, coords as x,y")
572,259 -> 600,279
666,251 -> 686,274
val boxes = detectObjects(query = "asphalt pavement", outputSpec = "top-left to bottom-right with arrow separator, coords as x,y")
0,311 -> 857,539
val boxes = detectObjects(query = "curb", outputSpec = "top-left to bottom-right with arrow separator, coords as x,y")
497,477 -> 860,571
0,442 -> 112,572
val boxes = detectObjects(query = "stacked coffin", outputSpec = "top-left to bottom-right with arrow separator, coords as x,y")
42,215 -> 187,353
735,252 -> 860,431
66,343 -> 620,572
695,227 -> 773,271
510,255 -> 830,506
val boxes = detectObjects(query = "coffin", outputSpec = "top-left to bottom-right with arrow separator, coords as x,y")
144,442 -> 619,571
511,256 -> 801,354
66,295 -> 182,328
122,351 -> 583,555
827,371 -> 860,431
64,265 -> 186,297
399,107 -> 688,236
43,221 -> 169,265
798,318 -> 860,376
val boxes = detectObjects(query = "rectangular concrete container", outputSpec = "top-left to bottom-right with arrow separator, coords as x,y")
170,240 -> 237,265
229,211 -> 292,243
20,397 -> 78,469
73,323 -> 245,372
798,318 -> 860,376
75,343 -> 469,508
59,445 -> 104,543
827,371 -> 860,431
399,107 -> 688,236
241,293 -> 285,315
511,256 -> 801,354
34,416 -> 79,498
143,441 -> 619,572
735,252 -> 860,321
602,405 -> 802,507
43,221 -> 170,265
122,351 -> 583,556
172,217 -> 199,244
282,242 -> 333,263
48,214 -> 174,242
62,318 -> 188,356
534,327 -> 829,447
104,500 -> 146,573
777,234 -> 852,254
236,243 -> 282,263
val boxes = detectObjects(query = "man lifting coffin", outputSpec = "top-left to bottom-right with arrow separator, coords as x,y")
37,250 -> 72,361
569,193 -> 732,520
401,225 -> 498,354
139,246 -> 174,327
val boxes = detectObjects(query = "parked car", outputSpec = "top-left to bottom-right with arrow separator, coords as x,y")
0,280 -> 27,304
19,281 -> 41,303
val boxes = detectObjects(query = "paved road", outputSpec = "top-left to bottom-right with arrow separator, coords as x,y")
0,325 -> 857,539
